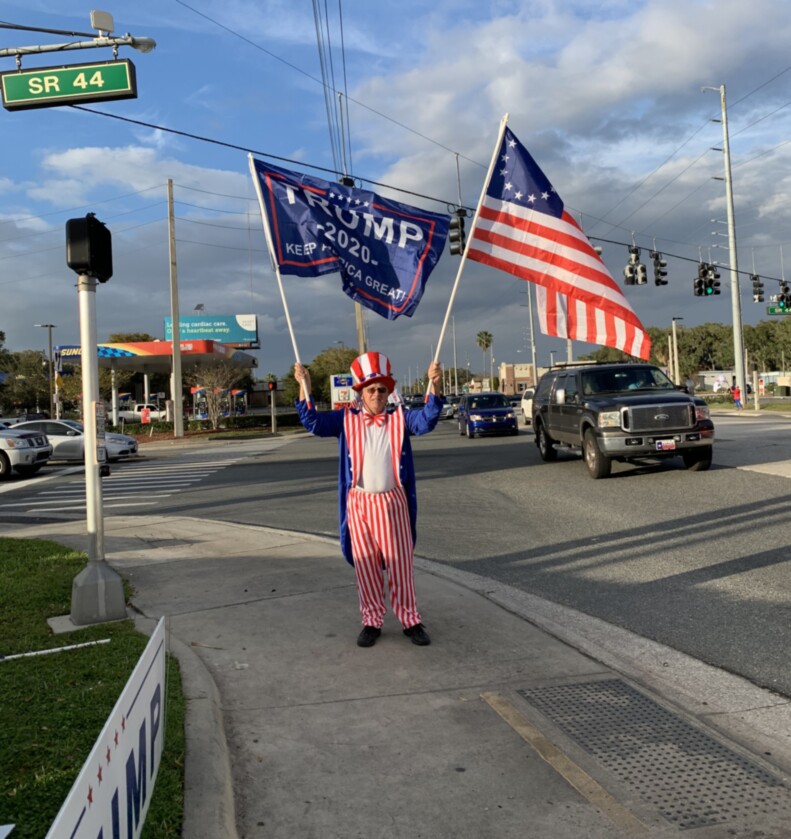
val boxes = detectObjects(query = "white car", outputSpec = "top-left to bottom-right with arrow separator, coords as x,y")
520,388 -> 535,425
0,426 -> 53,478
13,419 -> 138,463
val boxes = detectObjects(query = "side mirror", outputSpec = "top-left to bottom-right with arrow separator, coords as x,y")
554,387 -> 566,405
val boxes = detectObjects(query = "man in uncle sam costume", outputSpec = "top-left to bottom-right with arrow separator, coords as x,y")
295,351 -> 444,647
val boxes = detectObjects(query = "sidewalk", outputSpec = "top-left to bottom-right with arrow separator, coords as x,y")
6,511 -> 791,838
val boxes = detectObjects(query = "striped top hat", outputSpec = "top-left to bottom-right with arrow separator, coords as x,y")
350,351 -> 396,393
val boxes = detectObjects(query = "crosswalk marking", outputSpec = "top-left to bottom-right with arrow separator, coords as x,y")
0,455 -> 241,516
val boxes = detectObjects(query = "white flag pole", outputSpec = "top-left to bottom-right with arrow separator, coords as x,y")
432,113 -> 510,366
249,154 -> 312,407
248,154 -> 303,366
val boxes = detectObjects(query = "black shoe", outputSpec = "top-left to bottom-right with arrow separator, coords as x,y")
403,623 -> 431,646
357,626 -> 381,647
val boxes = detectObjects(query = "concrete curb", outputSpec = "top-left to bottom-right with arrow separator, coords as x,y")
170,633 -> 238,839
133,614 -> 238,839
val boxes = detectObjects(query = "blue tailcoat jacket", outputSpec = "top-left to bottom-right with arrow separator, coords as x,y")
295,395 -> 443,565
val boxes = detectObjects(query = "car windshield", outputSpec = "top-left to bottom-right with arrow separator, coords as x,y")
468,394 -> 510,409
581,367 -> 674,395
61,420 -> 84,432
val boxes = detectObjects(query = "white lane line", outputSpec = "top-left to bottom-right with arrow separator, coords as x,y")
1,494 -> 173,508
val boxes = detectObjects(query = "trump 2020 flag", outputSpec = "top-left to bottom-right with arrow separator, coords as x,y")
250,157 -> 449,320
466,126 -> 651,360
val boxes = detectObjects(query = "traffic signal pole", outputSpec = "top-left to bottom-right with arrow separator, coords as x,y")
70,273 -> 126,626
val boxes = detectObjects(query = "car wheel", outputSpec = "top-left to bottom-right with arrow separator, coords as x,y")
0,452 -> 10,480
536,422 -> 557,462
682,447 -> 713,471
583,428 -> 611,479
14,464 -> 42,477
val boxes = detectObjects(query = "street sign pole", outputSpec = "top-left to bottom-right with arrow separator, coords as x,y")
70,272 -> 126,626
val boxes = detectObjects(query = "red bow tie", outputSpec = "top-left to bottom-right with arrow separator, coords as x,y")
363,412 -> 387,427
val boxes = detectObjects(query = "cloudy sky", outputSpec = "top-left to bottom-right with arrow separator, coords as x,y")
2,0 -> 791,384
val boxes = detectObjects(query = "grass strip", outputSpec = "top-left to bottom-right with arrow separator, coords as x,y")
0,537 -> 184,838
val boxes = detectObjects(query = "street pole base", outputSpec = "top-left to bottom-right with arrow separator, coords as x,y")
70,561 -> 127,626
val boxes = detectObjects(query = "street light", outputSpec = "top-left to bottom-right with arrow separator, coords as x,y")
702,83 -> 745,400
34,323 -> 56,417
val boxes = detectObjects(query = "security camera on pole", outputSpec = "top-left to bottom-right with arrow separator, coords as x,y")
65,212 -> 127,626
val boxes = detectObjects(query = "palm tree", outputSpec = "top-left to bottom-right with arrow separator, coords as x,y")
476,331 -> 493,386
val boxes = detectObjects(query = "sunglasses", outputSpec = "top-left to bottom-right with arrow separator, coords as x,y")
365,386 -> 388,394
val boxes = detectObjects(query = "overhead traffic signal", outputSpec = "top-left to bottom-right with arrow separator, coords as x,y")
779,282 -> 791,310
693,262 -> 708,296
705,265 -> 721,295
448,208 -> 466,256
650,251 -> 668,286
624,246 -> 643,286
751,274 -> 764,303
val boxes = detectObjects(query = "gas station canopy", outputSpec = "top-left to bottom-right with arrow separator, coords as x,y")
55,340 -> 258,373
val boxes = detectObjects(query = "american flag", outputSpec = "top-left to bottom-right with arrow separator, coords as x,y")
467,126 -> 651,360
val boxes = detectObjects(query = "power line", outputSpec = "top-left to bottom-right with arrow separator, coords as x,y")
173,0 -> 483,167
71,104 -> 468,209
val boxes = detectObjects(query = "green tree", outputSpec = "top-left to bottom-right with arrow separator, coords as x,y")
1,350 -> 49,414
285,345 -> 358,404
476,331 -> 492,381
184,361 -> 245,430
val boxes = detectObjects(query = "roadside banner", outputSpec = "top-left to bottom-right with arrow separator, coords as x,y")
46,618 -> 167,839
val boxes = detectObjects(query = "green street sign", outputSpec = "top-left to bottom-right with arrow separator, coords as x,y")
0,59 -> 137,111
767,306 -> 791,315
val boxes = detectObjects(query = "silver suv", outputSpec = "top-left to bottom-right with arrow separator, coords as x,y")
532,363 -> 714,478
0,426 -> 52,479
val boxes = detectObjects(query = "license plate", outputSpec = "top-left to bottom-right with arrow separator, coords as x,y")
655,439 -> 676,451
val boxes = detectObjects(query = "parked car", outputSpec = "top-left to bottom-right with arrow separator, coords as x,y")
439,401 -> 455,420
520,388 -> 535,425
531,362 -> 714,478
457,392 -> 518,438
0,426 -> 52,479
13,419 -> 139,463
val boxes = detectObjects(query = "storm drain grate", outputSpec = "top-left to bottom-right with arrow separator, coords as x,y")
518,679 -> 791,830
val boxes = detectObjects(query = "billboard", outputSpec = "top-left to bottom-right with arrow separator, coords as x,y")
163,314 -> 259,349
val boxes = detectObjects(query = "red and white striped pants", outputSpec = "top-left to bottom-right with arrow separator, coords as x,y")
347,485 -> 420,629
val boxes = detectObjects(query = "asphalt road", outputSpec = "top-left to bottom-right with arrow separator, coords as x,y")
3,413 -> 790,698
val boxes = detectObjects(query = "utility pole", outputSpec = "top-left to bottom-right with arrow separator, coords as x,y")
167,179 -> 185,437
702,84 -> 746,400
34,322 -> 55,417
671,317 -> 683,383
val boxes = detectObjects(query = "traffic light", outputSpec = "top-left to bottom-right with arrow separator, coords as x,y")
706,265 -> 721,295
624,246 -> 641,286
651,251 -> 668,286
267,380 -> 277,391
66,213 -> 113,282
448,208 -> 466,256
635,263 -> 648,284
780,282 -> 791,310
693,262 -> 708,296
751,274 -> 764,303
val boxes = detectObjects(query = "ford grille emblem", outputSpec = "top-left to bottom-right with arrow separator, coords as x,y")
654,413 -> 670,421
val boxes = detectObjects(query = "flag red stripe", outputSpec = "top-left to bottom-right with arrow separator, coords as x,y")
468,196 -> 650,359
